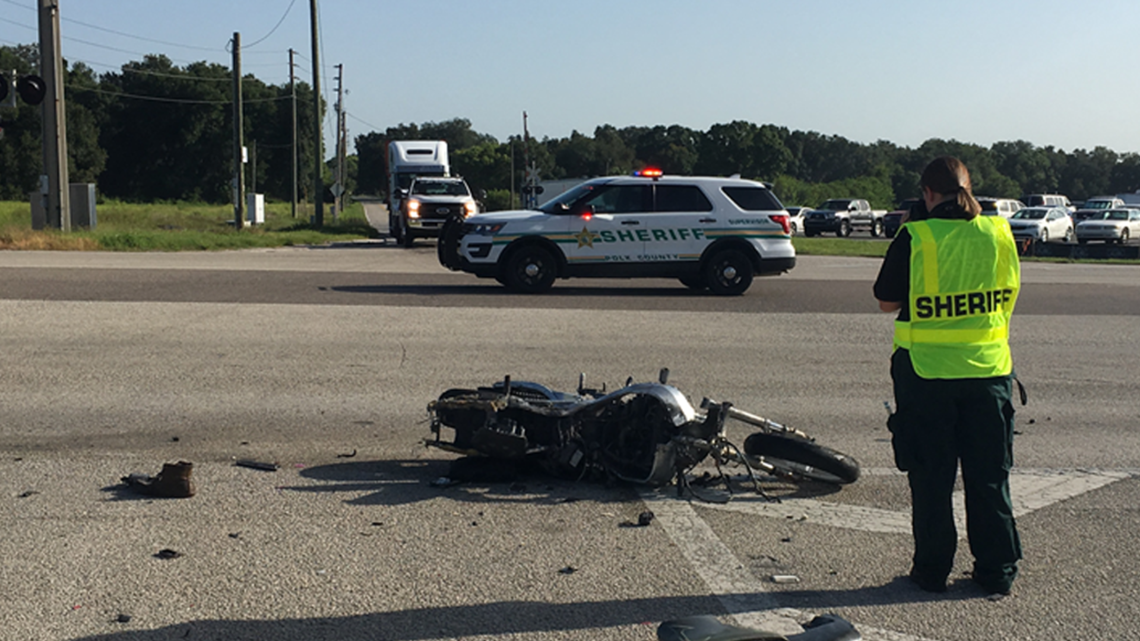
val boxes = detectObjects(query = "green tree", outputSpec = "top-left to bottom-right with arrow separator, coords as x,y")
1110,153 -> 1140,194
452,141 -> 510,197
353,131 -> 387,195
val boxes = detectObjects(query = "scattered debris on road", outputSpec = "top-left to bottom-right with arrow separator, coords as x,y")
620,511 -> 656,528
234,459 -> 279,472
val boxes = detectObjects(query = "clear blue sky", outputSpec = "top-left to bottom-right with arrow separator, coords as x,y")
3,0 -> 1139,156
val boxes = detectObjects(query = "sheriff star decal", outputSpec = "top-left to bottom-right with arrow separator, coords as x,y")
575,226 -> 600,248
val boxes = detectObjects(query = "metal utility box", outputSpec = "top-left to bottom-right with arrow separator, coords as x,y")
30,184 -> 97,229
246,193 -> 264,226
70,183 -> 96,228
30,191 -> 45,230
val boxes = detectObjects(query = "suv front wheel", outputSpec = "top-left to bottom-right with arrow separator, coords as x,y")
503,245 -> 557,293
703,249 -> 753,296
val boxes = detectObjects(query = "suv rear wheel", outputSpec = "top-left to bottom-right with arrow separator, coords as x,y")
837,220 -> 851,238
703,249 -> 753,296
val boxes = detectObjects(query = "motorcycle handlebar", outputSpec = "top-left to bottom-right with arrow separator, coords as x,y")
700,397 -> 811,440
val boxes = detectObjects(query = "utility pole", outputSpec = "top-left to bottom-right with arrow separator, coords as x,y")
309,0 -> 323,227
523,111 -> 538,210
39,0 -> 69,231
289,48 -> 297,218
334,63 -> 344,223
231,32 -> 244,229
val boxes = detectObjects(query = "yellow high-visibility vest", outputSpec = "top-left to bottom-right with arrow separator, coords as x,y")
893,216 -> 1020,379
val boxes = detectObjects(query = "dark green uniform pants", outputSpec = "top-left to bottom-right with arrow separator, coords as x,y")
889,348 -> 1022,592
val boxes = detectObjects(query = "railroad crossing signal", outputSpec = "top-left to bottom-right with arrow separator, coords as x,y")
1,71 -> 47,108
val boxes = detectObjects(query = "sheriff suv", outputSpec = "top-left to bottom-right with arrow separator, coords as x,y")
437,171 -> 796,295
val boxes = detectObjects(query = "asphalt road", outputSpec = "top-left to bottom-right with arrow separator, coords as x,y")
0,242 -> 1137,641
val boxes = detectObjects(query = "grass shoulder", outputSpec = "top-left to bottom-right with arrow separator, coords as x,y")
0,200 -> 375,251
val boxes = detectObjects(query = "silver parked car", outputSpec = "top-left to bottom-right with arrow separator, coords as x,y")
1076,208 -> 1140,244
1008,206 -> 1074,244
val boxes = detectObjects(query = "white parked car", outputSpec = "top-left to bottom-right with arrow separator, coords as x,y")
1007,206 -> 1074,244
785,206 -> 809,235
1076,208 -> 1140,245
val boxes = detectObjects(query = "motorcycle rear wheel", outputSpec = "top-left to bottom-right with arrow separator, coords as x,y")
743,432 -> 860,485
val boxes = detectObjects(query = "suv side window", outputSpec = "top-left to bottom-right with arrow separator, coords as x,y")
578,184 -> 651,214
721,186 -> 783,211
654,184 -> 714,212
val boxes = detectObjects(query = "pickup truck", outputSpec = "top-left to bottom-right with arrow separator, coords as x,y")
802,198 -> 888,237
393,176 -> 479,247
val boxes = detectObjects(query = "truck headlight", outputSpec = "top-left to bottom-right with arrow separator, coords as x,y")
464,201 -> 477,217
407,199 -> 421,218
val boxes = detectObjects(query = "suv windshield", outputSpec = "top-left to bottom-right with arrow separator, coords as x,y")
818,199 -> 853,210
1012,209 -> 1046,220
1083,200 -> 1113,210
539,182 -> 600,213
412,180 -> 469,196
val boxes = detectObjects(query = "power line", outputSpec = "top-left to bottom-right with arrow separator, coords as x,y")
61,16 -> 222,52
67,84 -> 292,105
0,15 -> 35,31
244,0 -> 298,48
62,33 -> 204,65
74,58 -> 232,81
347,112 -> 382,132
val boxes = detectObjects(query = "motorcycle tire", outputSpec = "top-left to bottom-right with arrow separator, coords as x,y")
743,432 -> 860,485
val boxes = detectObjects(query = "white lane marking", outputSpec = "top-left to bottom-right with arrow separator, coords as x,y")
700,494 -> 911,534
644,468 -> 1130,641
643,491 -> 935,641
700,469 -> 1131,538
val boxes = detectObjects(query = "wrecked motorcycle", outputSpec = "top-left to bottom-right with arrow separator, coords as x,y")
424,370 -> 860,493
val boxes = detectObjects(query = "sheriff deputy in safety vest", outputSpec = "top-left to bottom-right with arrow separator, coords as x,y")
873,156 -> 1022,597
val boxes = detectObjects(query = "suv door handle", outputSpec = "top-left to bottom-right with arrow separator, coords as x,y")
698,218 -> 716,223
620,220 -> 640,225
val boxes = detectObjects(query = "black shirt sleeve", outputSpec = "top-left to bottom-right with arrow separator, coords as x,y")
873,228 -> 910,319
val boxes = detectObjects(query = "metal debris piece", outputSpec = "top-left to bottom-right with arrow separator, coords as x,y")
234,459 -> 279,471
619,510 -> 656,528
336,449 -> 357,459
558,566 -> 577,575
770,574 -> 800,583
154,549 -> 182,560
116,613 -> 132,623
